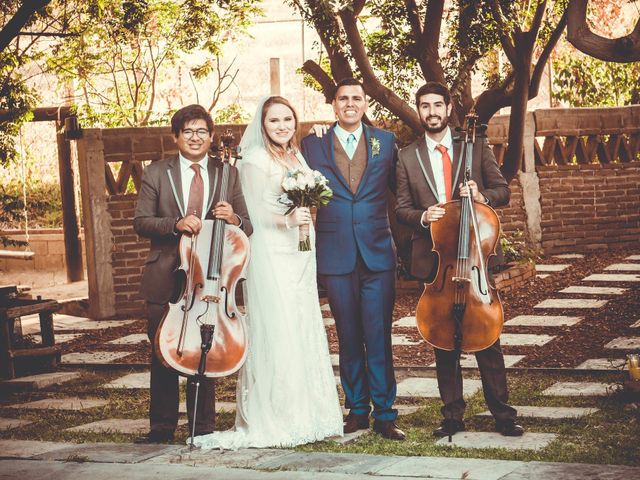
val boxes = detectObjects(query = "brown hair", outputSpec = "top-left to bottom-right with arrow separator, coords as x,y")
260,96 -> 299,160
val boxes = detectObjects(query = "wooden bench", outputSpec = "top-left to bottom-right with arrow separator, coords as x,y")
0,249 -> 35,260
0,287 -> 60,379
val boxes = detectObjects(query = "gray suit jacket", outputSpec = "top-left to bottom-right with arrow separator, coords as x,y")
395,130 -> 509,280
134,155 -> 252,304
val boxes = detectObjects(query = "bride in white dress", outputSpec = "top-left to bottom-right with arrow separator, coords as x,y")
192,96 -> 343,449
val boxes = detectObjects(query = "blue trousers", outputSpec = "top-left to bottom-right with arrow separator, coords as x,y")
321,254 -> 397,422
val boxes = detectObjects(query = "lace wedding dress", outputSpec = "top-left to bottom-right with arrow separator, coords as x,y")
192,145 -> 343,449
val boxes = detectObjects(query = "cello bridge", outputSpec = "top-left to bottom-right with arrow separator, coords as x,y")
202,295 -> 221,303
451,276 -> 471,284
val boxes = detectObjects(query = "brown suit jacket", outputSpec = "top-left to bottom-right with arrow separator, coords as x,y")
395,129 -> 509,280
133,155 -> 252,304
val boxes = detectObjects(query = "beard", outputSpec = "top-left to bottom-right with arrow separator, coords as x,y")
421,114 -> 449,134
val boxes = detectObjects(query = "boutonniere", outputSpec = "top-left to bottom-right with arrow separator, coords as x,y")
370,137 -> 381,157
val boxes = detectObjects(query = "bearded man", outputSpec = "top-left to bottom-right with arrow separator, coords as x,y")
394,82 -> 524,438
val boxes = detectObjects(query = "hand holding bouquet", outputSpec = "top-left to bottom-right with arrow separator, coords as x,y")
279,168 -> 333,251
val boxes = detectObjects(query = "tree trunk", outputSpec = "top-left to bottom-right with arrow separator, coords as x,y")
501,67 -> 530,183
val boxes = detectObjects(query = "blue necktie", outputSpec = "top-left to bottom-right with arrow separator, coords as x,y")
345,134 -> 356,159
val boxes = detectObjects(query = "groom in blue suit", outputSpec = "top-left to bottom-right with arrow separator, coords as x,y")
301,78 -> 404,440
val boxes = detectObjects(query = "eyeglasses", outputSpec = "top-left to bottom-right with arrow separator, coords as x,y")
181,128 -> 210,139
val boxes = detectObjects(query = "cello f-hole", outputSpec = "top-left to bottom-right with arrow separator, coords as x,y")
472,266 -> 488,295
222,286 -> 236,319
435,264 -> 452,292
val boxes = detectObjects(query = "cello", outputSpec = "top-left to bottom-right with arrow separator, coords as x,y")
415,114 -> 504,354
155,131 -> 250,445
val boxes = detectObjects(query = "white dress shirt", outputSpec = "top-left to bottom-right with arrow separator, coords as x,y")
420,127 -> 453,228
424,126 -> 453,204
179,153 -> 210,218
334,123 -> 363,160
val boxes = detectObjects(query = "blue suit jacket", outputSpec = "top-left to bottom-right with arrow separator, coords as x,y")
302,124 -> 398,275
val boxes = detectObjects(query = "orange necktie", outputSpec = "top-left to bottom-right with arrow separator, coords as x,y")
435,144 -> 452,201
186,163 -> 204,218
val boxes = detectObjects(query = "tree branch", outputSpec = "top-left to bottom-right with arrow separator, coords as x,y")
410,0 -> 446,82
0,0 -> 52,52
488,0 -> 518,65
302,59 -> 336,103
567,0 -> 640,62
339,8 -> 422,132
530,9 -> 567,97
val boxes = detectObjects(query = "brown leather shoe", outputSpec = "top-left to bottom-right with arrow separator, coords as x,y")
343,412 -> 369,434
373,420 -> 406,441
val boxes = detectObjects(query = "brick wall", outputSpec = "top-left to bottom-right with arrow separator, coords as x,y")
538,162 -> 640,253
499,177 -> 526,238
107,194 -> 148,316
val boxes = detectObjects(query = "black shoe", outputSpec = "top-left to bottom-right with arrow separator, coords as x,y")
134,430 -> 174,444
193,430 -> 213,437
373,420 -> 406,441
343,412 -> 369,434
496,420 -> 524,437
432,419 -> 465,438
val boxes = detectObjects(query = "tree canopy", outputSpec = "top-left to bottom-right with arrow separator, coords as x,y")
0,0 -> 261,163
292,0 -> 640,182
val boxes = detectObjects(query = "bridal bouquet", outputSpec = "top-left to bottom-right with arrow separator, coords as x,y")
279,168 -> 333,251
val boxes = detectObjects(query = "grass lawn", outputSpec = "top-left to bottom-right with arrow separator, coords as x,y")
1,368 -> 638,466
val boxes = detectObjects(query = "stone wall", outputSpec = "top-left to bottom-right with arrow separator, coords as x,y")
0,229 -> 85,273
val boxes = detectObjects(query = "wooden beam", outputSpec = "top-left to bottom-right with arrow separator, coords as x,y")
56,129 -> 84,282
76,130 -> 116,319
0,106 -> 73,123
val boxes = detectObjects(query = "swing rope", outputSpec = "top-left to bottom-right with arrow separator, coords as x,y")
19,126 -> 31,251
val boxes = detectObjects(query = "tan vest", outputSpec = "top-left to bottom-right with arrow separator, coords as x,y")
333,132 -> 368,193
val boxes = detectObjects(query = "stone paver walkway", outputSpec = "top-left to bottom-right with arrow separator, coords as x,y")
534,298 -> 608,309
396,377 -> 482,398
435,431 -> 557,451
8,397 -> 108,411
61,351 -> 131,364
3,448 -> 640,480
535,264 -> 570,272
604,337 -> 640,349
66,418 -> 187,434
542,382 -> 616,397
504,315 -> 582,326
476,406 -> 598,419
0,417 -> 34,430
583,273 -> 640,282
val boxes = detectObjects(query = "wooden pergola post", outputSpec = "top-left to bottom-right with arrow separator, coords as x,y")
76,129 -> 115,319
56,124 -> 84,282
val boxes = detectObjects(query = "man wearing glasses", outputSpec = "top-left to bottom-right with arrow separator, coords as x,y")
134,104 -> 252,443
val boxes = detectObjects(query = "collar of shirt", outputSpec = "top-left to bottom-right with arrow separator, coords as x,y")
334,123 -> 363,149
425,126 -> 453,154
179,152 -> 208,173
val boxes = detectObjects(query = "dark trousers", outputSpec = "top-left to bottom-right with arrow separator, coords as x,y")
146,302 -> 215,434
434,339 -> 516,424
322,253 -> 397,422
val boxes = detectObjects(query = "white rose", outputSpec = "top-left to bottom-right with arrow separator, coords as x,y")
304,171 -> 316,188
296,176 -> 307,189
282,177 -> 297,191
